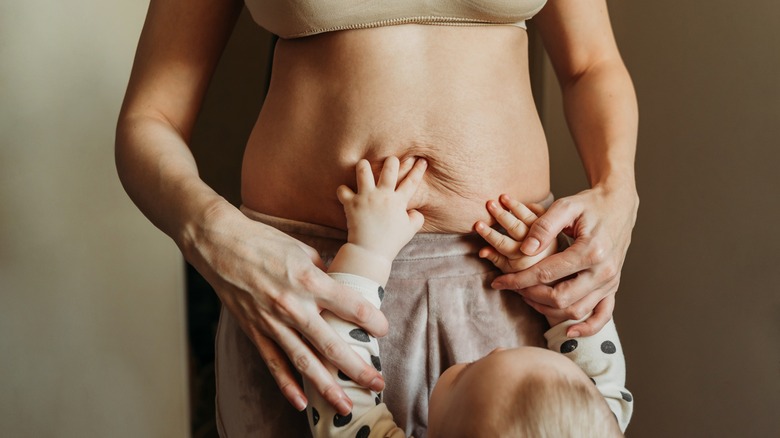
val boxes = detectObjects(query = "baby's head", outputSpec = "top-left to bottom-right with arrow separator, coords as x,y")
428,347 -> 622,437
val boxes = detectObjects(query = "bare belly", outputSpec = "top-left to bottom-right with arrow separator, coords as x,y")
241,24 -> 549,233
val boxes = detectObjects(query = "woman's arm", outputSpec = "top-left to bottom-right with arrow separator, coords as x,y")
116,0 -> 387,414
492,0 -> 639,337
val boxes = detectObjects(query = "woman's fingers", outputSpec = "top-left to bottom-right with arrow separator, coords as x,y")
291,313 -> 385,406
260,268 -> 387,413
263,318 -> 357,415
309,282 -> 389,391
319,279 -> 389,338
253,330 -> 308,411
519,269 -> 609,313
565,294 -> 616,337
491,243 -> 589,291
520,198 -> 579,256
519,268 -> 604,310
519,287 -> 614,335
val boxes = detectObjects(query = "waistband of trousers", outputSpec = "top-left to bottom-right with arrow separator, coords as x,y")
239,207 -> 485,261
240,191 -> 552,262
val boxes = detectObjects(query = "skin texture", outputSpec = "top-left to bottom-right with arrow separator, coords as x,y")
115,0 -> 638,414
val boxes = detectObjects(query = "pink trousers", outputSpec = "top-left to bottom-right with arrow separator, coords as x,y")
215,208 -> 549,438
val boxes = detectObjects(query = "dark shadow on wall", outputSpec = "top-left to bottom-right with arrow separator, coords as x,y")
186,263 -> 222,438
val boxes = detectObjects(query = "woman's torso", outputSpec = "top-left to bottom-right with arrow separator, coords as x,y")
241,24 -> 549,233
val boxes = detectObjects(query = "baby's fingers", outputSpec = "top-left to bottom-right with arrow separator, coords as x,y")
397,158 -> 427,199
475,221 -> 522,258
408,209 -> 425,232
355,159 -> 376,192
478,246 -> 512,272
336,185 -> 355,205
499,194 -> 539,228
377,156 -> 400,189
486,200 -> 530,242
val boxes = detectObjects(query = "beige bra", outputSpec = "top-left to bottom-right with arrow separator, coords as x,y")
244,0 -> 548,39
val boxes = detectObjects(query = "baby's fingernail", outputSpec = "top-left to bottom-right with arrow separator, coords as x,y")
522,238 -> 540,254
335,399 -> 352,415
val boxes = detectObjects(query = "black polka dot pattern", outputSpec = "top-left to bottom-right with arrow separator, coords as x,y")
349,328 -> 370,343
356,425 -> 371,438
375,396 -> 381,405
337,370 -> 352,382
560,339 -> 578,353
334,412 -> 352,428
378,285 -> 385,302
370,355 -> 382,371
312,407 -> 320,426
601,340 -> 617,354
621,391 -> 633,402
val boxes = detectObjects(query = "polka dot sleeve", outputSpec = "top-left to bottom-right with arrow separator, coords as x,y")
544,318 -> 634,432
303,273 -> 408,438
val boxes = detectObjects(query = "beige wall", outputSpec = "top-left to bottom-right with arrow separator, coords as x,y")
542,1 -> 780,436
5,1 -> 778,437
1,2 -> 189,437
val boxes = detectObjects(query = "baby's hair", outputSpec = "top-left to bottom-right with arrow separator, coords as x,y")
492,371 -> 623,438
448,370 -> 623,438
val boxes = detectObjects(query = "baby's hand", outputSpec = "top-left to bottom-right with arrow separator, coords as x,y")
475,194 -> 558,273
337,157 -> 427,263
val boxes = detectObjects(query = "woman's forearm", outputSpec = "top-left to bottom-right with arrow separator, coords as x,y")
115,113 -> 232,254
560,58 -> 639,194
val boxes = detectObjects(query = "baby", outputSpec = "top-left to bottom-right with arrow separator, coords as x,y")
303,157 -> 633,437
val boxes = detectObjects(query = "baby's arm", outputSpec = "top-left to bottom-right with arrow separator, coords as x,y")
477,195 -> 633,431
545,318 -> 633,432
305,157 -> 426,438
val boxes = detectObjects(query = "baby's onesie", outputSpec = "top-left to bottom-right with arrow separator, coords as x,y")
545,318 -> 634,432
306,273 -> 633,437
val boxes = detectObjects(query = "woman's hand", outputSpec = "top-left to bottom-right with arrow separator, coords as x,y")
182,202 -> 388,415
491,185 -> 638,337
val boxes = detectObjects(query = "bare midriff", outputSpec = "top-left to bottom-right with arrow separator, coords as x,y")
241,24 -> 550,233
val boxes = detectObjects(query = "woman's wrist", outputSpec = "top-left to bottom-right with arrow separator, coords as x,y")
177,195 -> 237,262
591,176 -> 639,211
